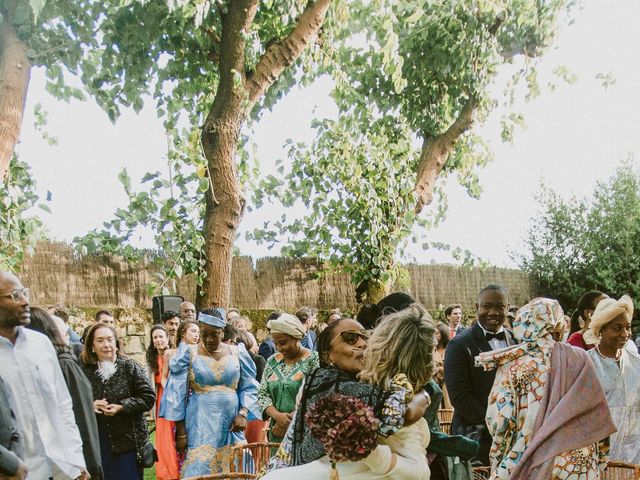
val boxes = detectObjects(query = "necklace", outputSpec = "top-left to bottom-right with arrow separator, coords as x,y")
202,343 -> 225,357
595,345 -> 622,362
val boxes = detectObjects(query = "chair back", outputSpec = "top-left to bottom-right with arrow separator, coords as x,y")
438,408 -> 454,423
472,466 -> 491,480
184,473 -> 255,480
604,461 -> 640,480
230,442 -> 281,474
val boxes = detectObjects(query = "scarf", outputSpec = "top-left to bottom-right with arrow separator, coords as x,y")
509,342 -> 617,479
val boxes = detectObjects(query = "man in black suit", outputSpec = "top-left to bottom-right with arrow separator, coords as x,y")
444,284 -> 515,466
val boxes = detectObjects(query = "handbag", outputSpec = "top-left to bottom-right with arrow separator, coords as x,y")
126,362 -> 158,468
138,440 -> 158,469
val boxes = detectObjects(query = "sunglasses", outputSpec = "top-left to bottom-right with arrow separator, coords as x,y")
0,288 -> 30,303
330,330 -> 369,346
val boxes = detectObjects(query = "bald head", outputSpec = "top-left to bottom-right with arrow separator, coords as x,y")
180,301 -> 197,321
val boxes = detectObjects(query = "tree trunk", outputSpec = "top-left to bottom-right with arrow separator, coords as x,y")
198,0 -> 333,309
0,20 -> 31,181
414,97 -> 477,213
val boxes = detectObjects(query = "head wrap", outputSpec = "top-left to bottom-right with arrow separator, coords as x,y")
268,313 -> 305,339
584,295 -> 634,345
477,298 -> 563,370
198,308 -> 226,329
513,298 -> 564,345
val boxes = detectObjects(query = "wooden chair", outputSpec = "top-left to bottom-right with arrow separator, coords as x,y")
230,442 -> 281,474
438,408 -> 454,424
471,466 -> 491,480
440,421 -> 452,435
184,474 -> 255,480
604,461 -> 640,480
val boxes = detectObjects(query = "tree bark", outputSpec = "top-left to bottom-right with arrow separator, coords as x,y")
198,0 -> 333,309
413,97 -> 477,214
0,19 -> 31,181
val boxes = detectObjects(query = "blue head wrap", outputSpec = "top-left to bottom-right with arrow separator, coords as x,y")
198,308 -> 226,328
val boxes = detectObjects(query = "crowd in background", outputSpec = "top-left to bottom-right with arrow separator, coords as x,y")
1,266 -> 639,480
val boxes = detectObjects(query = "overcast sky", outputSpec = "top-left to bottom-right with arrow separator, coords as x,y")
16,0 -> 640,268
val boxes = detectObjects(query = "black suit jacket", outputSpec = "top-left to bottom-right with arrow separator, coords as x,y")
444,322 -> 515,431
0,376 -> 23,476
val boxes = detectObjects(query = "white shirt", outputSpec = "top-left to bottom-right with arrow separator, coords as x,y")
0,327 -> 85,480
477,324 -> 509,351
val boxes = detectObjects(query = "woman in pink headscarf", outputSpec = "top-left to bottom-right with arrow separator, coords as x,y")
477,298 -> 616,480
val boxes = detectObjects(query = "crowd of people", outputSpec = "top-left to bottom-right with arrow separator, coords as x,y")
1,267 -> 639,480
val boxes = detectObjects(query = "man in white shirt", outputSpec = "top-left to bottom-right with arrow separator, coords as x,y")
445,303 -> 464,339
0,270 -> 87,480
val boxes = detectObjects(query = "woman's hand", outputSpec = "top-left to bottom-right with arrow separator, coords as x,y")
270,411 -> 293,437
175,434 -> 187,455
93,399 -> 108,414
404,390 -> 430,425
230,414 -> 247,432
102,404 -> 124,416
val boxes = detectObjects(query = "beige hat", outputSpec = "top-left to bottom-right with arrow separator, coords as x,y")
584,295 -> 634,345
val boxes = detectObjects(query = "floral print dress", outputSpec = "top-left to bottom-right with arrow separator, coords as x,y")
257,349 -> 319,442
478,299 -> 609,480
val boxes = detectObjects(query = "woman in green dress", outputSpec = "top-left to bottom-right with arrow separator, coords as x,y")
258,313 -> 319,442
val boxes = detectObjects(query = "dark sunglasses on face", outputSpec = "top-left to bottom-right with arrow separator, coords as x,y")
330,330 -> 369,346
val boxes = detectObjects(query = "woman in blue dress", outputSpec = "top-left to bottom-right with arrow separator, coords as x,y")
160,309 -> 260,478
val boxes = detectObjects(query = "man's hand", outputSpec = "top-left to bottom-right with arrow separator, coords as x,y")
75,469 -> 91,480
1,459 -> 28,480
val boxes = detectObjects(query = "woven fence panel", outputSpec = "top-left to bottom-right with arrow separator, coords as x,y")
19,241 -> 534,311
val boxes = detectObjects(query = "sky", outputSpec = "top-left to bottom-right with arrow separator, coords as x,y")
15,0 -> 640,268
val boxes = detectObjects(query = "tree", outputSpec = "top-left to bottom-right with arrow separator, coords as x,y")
46,0 -> 338,308
251,0 -> 575,303
517,160 -> 640,318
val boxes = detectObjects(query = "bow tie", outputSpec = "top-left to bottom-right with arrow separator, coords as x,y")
485,331 -> 506,341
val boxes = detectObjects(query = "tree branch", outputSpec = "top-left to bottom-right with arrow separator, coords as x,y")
413,96 -> 478,213
245,0 -> 333,107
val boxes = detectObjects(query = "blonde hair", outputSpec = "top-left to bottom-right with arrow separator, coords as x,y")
359,303 -> 435,389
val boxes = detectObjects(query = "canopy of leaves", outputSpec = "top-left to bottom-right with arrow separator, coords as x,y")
517,160 -> 640,321
251,0 -> 574,290
0,157 -> 47,272
249,112 -> 424,288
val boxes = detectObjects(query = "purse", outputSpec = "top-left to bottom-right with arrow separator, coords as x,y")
138,440 -> 158,469
126,362 -> 158,468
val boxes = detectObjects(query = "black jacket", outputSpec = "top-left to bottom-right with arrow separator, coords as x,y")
0,377 -> 22,476
82,357 -> 155,455
58,352 -> 103,479
444,322 -> 515,429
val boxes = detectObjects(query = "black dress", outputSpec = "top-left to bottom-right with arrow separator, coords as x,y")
58,352 -> 103,479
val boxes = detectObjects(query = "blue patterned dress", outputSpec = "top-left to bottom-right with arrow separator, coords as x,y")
159,342 -> 260,478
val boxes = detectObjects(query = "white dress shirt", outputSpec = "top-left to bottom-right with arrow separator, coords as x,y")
477,323 -> 509,350
0,327 -> 85,480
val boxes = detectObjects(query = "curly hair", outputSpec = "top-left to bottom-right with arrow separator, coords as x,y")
359,303 -> 435,389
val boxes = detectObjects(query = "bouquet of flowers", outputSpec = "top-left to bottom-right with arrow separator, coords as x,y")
305,393 -> 380,479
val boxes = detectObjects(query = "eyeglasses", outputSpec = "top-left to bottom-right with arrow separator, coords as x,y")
330,330 -> 369,346
0,288 -> 30,303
